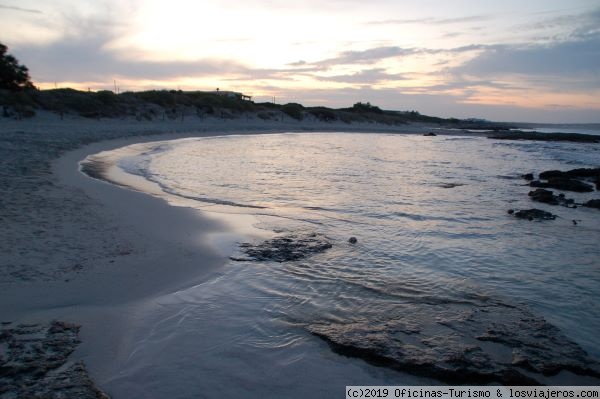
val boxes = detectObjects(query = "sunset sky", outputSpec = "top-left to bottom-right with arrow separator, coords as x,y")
2,0 -> 599,122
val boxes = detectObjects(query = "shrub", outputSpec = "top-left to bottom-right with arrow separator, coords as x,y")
281,103 -> 304,120
308,107 -> 337,122
350,102 -> 383,114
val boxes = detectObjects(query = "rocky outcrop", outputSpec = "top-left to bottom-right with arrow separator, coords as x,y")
437,183 -> 464,189
530,178 -> 594,193
308,299 -> 600,385
528,189 -> 575,207
584,199 -> 600,209
488,131 -> 599,143
509,208 -> 557,221
0,321 -> 109,398
529,168 -> 600,193
231,232 -> 332,262
521,173 -> 534,181
539,168 -> 600,180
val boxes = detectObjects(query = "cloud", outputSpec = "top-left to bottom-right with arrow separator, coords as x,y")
0,4 -> 43,14
452,33 -> 600,78
316,68 -> 409,84
366,15 -> 490,26
17,38 -> 257,82
303,44 -> 489,68
316,46 -> 417,66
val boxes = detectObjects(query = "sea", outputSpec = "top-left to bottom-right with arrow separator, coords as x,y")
83,132 -> 600,398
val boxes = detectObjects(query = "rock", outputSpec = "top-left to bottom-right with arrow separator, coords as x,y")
307,297 -> 600,385
438,183 -> 464,189
528,188 -> 557,204
540,168 -> 600,180
232,232 -> 332,262
348,237 -> 358,244
521,173 -> 534,181
423,132 -> 437,136
0,321 -> 108,398
488,131 -> 599,143
507,209 -> 514,214
528,189 -> 575,206
537,168 -> 600,191
513,209 -> 557,221
530,178 -> 594,193
583,199 -> 600,209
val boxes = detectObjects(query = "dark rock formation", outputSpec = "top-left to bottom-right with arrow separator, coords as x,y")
348,237 -> 358,244
535,168 -> 600,192
584,199 -> 600,209
513,209 -> 557,221
488,131 -> 599,143
530,178 -> 594,193
528,188 -> 557,204
528,188 -> 575,206
438,183 -> 464,189
231,232 -> 332,262
307,299 -> 600,385
539,168 -> 600,180
521,173 -> 534,181
423,132 -> 437,136
0,321 -> 109,398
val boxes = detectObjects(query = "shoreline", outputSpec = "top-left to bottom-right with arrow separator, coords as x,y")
1,115 -> 599,396
0,117 -> 436,396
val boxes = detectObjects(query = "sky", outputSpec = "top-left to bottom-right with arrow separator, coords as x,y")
1,0 -> 599,122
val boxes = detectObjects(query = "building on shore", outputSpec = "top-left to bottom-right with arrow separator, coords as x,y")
212,88 -> 252,101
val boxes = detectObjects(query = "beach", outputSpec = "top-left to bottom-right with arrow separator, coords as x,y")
2,113 -> 600,397
0,113 -> 449,397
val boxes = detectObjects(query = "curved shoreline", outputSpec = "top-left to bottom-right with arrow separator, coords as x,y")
3,117 -> 599,396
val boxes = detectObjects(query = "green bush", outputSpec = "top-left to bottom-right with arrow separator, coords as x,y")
349,102 -> 383,114
281,103 -> 304,120
308,107 -> 337,122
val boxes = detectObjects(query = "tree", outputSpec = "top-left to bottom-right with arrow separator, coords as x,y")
0,43 -> 34,90
351,101 -> 383,114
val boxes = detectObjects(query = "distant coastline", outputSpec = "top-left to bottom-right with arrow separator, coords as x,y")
2,88 -> 599,144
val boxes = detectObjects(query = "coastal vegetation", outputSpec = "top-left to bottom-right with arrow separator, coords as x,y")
0,86 -> 518,132
0,43 -> 34,91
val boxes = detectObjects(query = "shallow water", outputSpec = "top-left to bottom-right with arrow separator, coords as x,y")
88,133 -> 600,396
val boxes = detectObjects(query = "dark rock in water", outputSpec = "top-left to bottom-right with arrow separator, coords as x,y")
584,199 -> 600,209
348,237 -> 358,244
530,178 -> 594,193
232,232 -> 332,262
423,132 -> 437,136
528,189 -> 575,206
528,188 -> 557,204
307,298 -> 600,385
438,182 -> 464,189
488,131 -> 599,143
513,209 -> 557,221
507,209 -> 515,214
537,168 -> 600,191
540,167 -> 600,180
521,173 -> 534,181
0,321 -> 109,398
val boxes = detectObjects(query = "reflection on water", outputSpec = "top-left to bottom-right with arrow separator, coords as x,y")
92,133 -> 600,396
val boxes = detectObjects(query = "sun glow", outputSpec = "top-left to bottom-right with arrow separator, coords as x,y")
5,0 -> 600,121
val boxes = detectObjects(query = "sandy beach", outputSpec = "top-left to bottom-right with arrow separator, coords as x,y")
0,113 -> 448,397
3,111 -> 600,397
